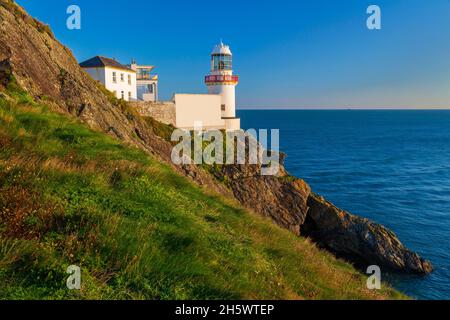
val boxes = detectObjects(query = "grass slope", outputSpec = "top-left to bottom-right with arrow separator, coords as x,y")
0,86 -> 404,300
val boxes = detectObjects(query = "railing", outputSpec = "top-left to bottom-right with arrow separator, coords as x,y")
205,75 -> 239,83
137,75 -> 158,81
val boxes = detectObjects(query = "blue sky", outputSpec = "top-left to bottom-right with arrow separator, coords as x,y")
16,0 -> 450,108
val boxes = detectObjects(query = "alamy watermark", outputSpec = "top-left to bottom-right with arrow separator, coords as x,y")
367,5 -> 382,30
171,122 -> 280,176
66,5 -> 81,30
366,265 -> 381,290
65,5 -> 382,32
66,265 -> 81,290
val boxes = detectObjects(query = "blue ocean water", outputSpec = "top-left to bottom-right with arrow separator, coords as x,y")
238,110 -> 450,300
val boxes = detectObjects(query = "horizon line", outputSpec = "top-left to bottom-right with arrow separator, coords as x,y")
237,106 -> 450,110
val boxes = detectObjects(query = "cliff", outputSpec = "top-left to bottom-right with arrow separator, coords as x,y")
304,194 -> 432,273
2,86 -> 409,299
216,157 -> 432,274
0,0 -> 431,284
0,0 -> 226,197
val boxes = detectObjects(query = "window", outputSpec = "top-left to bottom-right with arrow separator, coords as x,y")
112,72 -> 117,83
128,74 -> 132,85
137,68 -> 151,80
148,84 -> 153,94
212,54 -> 232,71
121,91 -> 124,100
221,104 -> 226,111
121,73 -> 124,82
128,92 -> 132,100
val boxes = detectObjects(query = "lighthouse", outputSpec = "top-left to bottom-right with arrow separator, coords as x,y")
205,41 -> 240,130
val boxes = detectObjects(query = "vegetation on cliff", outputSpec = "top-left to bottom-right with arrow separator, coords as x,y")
0,83 -> 404,299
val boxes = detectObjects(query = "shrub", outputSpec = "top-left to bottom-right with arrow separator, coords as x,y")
109,169 -> 124,188
33,18 -> 53,38
0,130 -> 11,148
3,74 -> 34,105
53,127 -> 81,144
0,185 -> 64,239
143,116 -> 175,143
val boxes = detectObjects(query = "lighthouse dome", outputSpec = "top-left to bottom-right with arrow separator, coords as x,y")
212,41 -> 232,55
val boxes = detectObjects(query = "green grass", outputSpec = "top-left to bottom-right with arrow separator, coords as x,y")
0,89 -> 406,300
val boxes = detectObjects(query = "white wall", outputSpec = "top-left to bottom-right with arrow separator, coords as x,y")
83,67 -> 137,101
207,84 -> 236,118
174,94 -> 225,130
137,80 -> 158,102
104,67 -> 137,101
224,118 -> 241,131
83,67 -> 106,86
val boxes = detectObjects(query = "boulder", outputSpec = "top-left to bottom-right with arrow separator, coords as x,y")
302,193 -> 433,274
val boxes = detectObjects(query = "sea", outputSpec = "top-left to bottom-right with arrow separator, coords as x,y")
238,109 -> 450,300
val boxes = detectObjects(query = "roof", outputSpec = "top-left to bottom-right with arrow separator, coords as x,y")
128,64 -> 155,72
134,65 -> 155,70
212,41 -> 232,55
79,56 -> 135,72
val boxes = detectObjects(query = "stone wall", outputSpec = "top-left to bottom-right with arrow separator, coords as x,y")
130,101 -> 176,126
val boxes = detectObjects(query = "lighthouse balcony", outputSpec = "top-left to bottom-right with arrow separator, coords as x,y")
205,75 -> 239,85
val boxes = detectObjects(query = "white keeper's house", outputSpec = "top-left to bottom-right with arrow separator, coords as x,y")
80,56 -> 137,101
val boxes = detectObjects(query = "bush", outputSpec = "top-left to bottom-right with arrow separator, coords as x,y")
53,127 -> 81,144
109,169 -> 123,188
143,116 -> 175,143
4,74 -> 34,104
33,18 -> 53,37
0,135 -> 11,149
0,185 -> 63,239
92,81 -> 141,122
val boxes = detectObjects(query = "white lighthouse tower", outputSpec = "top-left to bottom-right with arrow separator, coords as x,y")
205,41 -> 240,130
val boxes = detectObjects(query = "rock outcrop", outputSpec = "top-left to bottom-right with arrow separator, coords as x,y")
0,0 -> 432,274
224,164 -> 310,235
303,194 -> 433,274
218,155 -> 432,274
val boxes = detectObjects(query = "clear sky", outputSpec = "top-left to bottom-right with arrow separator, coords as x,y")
16,0 -> 450,108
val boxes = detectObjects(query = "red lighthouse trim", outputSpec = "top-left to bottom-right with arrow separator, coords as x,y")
205,75 -> 239,85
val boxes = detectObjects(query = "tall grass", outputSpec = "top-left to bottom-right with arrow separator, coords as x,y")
0,89 -> 405,300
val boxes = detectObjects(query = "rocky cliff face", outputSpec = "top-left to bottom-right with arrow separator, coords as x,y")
304,194 -> 433,273
223,162 -> 310,235
0,0 -> 228,196
217,155 -> 432,274
0,0 -> 432,275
